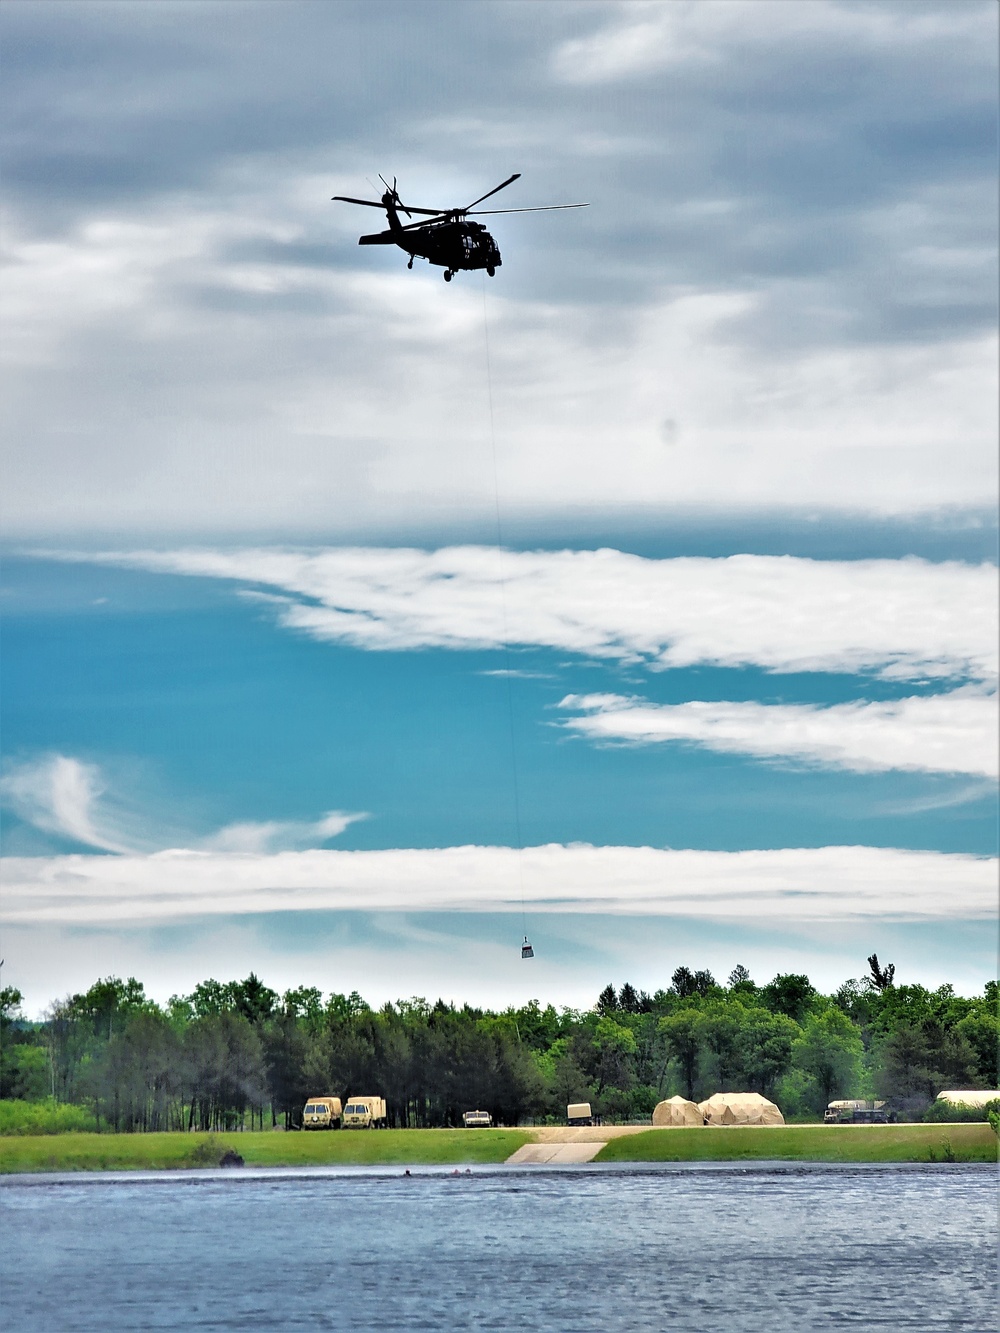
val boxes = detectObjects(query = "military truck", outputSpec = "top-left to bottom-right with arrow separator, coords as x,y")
462,1109 -> 493,1128
342,1096 -> 388,1128
567,1102 -> 594,1126
824,1099 -> 888,1124
302,1096 -> 342,1129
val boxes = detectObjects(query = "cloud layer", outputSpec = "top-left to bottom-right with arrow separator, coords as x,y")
558,690 -> 999,777
39,547 -> 999,682
1,1 -> 996,534
2,843 -> 993,926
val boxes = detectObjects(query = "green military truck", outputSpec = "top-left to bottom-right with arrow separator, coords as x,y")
824,1099 -> 888,1124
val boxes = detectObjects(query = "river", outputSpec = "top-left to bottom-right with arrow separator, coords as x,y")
1,1162 -> 994,1331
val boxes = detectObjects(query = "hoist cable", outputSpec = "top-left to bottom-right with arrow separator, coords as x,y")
481,276 -> 529,943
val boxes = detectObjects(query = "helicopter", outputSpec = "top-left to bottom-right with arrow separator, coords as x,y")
332,173 -> 588,281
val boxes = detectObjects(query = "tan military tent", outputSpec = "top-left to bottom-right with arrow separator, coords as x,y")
936,1090 -> 1000,1109
652,1096 -> 703,1127
698,1092 -> 784,1126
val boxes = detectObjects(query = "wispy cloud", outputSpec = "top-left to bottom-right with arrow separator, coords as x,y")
557,690 -> 999,777
872,779 -> 999,816
478,668 -> 554,679
0,755 -> 133,853
0,753 -> 366,856
1,844 -> 992,926
201,811 -> 368,854
33,548 -> 999,684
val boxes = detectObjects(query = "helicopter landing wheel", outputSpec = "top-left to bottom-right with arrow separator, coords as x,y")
407,257 -> 413,270
443,270 -> 452,282
487,267 -> 495,277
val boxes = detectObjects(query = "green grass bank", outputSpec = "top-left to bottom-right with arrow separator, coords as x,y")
0,1128 -> 531,1174
2,1122 -> 997,1173
595,1123 -> 998,1164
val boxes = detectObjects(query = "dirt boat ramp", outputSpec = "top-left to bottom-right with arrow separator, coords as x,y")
506,1126 -> 648,1164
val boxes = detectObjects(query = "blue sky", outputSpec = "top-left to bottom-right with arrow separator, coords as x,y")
1,1 -> 997,1013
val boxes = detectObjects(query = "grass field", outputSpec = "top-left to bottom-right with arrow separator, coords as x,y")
2,1122 -> 995,1173
595,1123 -> 998,1164
0,1128 -> 531,1174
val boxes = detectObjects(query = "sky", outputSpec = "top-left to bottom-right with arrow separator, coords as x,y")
1,0 -> 997,1015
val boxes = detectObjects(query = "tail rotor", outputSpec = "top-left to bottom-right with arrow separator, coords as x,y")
379,173 -> 412,219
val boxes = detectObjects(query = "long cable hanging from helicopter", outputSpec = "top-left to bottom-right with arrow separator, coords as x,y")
479,274 -> 532,959
333,175 -> 589,957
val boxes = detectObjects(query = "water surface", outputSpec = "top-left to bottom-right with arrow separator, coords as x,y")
1,1163 -> 994,1331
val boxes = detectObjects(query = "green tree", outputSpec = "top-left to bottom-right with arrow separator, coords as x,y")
1,988 -> 50,1101
2,1045 -> 50,1101
736,1008 -> 800,1096
728,965 -> 757,996
0,986 -> 24,1026
87,1009 -> 183,1132
263,1011 -> 311,1128
658,1009 -> 703,1101
593,1016 -> 637,1093
955,1012 -> 998,1087
697,999 -> 747,1090
231,973 -> 279,1027
792,1008 -> 863,1108
867,954 -> 895,990
873,1019 -> 978,1106
761,974 -> 816,1024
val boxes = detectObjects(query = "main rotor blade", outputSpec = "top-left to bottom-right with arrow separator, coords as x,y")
332,195 -> 386,208
332,196 -> 444,216
398,217 -> 445,231
464,172 -> 521,211
467,203 -> 590,215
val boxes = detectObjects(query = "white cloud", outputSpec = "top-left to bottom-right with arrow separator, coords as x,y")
1,843 -> 992,926
0,755 -> 131,853
201,810 -> 368,854
41,546 -> 999,684
2,208 -> 996,533
558,690 -> 999,777
551,0 -> 990,85
0,753 -> 366,855
551,0 -> 725,82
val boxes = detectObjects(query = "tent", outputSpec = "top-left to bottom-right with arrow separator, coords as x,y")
936,1090 -> 1000,1109
698,1092 -> 784,1126
652,1096 -> 703,1127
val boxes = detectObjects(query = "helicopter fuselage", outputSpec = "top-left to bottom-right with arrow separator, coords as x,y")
359,195 -> 502,278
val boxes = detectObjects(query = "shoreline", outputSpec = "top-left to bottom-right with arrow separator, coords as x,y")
0,1123 -> 994,1174
2,1158 -> 995,1187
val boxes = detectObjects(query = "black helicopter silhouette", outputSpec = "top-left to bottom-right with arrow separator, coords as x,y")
332,173 -> 588,281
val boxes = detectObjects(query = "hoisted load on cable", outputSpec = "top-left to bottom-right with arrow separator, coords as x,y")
521,937 -> 534,960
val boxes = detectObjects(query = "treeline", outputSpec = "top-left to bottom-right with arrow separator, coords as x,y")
1,956 -> 996,1132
